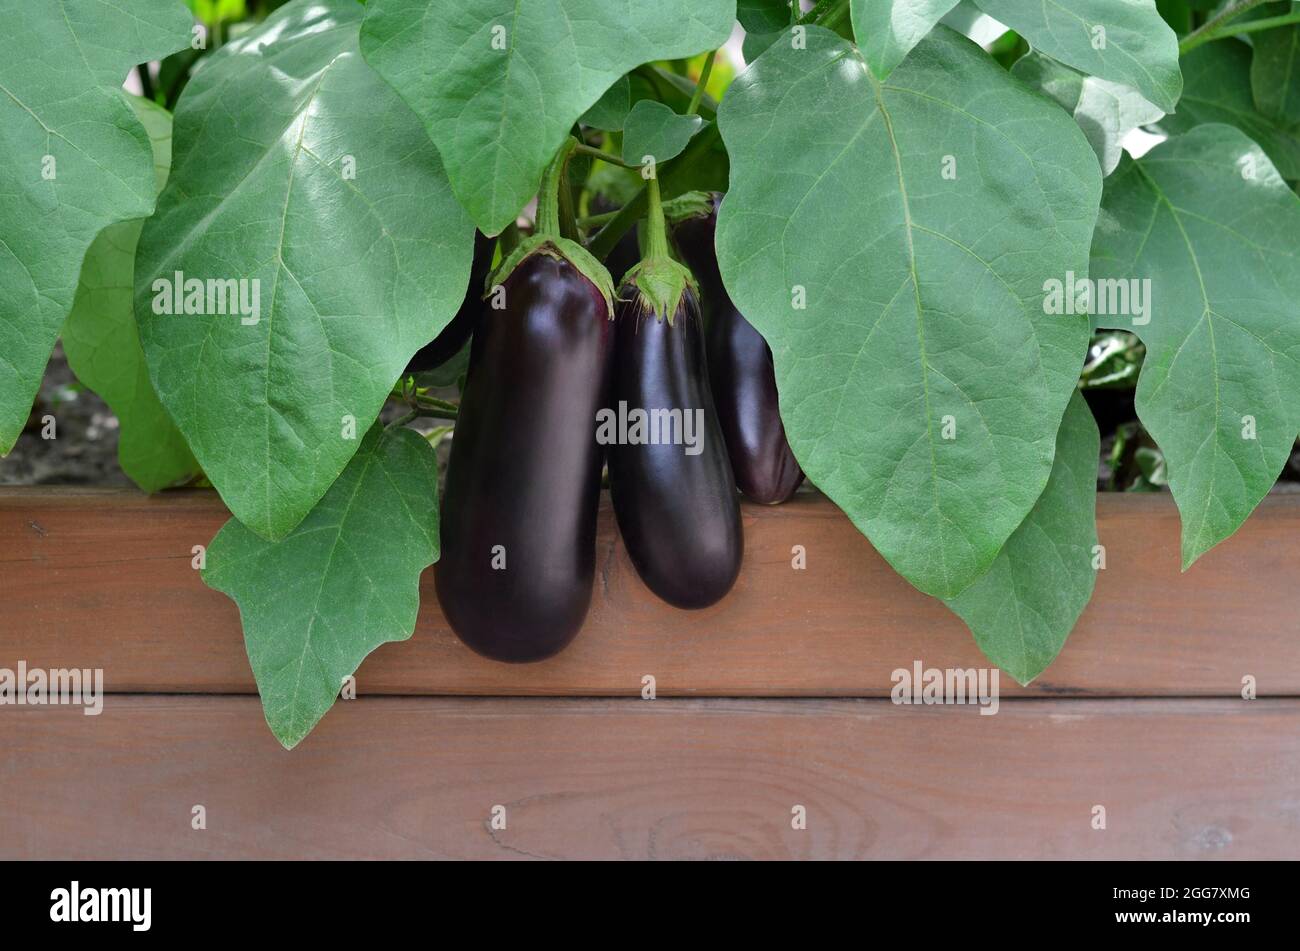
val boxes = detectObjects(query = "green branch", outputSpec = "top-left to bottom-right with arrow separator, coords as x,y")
686,51 -> 716,117
1179,0 -> 1273,55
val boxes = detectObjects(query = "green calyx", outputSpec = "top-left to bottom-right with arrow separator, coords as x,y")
485,138 -> 616,314
488,234 -> 616,315
622,255 -> 697,325
622,173 -> 698,324
662,190 -> 717,226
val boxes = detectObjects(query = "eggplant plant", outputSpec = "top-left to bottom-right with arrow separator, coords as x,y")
3,0 -> 1300,747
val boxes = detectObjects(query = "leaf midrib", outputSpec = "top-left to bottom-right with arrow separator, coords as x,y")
865,65 -> 949,589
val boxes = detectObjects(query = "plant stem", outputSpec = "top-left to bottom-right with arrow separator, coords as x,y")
164,65 -> 189,110
643,175 -> 670,261
798,0 -> 835,25
136,64 -> 156,102
1179,0 -> 1272,54
820,0 -> 852,33
573,142 -> 635,168
577,209 -> 619,229
799,0 -> 850,30
388,403 -> 459,427
587,123 -> 721,260
1221,11 -> 1300,38
425,425 -> 455,445
536,141 -> 572,239
412,394 -> 460,413
686,51 -> 716,117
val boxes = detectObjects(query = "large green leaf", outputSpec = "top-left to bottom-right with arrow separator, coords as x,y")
1090,124 -> 1300,568
972,0 -> 1181,113
1251,5 -> 1300,125
135,0 -> 475,541
716,26 -> 1101,599
850,0 -> 962,80
204,424 -> 440,750
1012,52 -> 1165,176
62,96 -> 198,493
946,390 -> 1100,685
0,0 -> 193,454
1160,40 -> 1300,179
359,0 -> 735,235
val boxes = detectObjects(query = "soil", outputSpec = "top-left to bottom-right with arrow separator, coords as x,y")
0,347 -> 130,487
0,348 -> 455,490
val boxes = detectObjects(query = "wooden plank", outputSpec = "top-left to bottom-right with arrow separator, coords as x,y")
2,696 -> 1296,859
1,487 -> 1297,696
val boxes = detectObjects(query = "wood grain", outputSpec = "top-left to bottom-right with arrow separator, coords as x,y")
1,487 -> 1297,696
3,696 -> 1296,860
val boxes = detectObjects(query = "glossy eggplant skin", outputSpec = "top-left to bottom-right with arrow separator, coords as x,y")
405,230 -> 495,373
674,203 -> 804,504
607,290 -> 743,609
435,254 -> 612,662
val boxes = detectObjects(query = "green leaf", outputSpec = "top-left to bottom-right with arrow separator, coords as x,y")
946,390 -> 1100,685
1011,50 -> 1086,110
203,424 -> 440,750
715,26 -> 1101,599
1251,6 -> 1300,125
1075,77 -> 1167,175
1090,124 -> 1300,568
135,0 -> 475,541
1159,40 -> 1300,178
742,29 -> 785,62
1012,52 -> 1165,176
738,0 -> 793,34
0,0 -> 193,454
972,0 -> 1182,113
621,100 -> 706,166
582,75 -> 632,131
359,0 -> 734,235
62,96 -> 198,493
850,0 -> 962,80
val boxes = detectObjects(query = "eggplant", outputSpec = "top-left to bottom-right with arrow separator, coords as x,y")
405,230 -> 495,373
674,198 -> 804,504
606,286 -> 743,609
435,251 -> 613,662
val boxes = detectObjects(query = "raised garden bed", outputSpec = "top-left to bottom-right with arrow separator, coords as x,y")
3,487 -> 1298,859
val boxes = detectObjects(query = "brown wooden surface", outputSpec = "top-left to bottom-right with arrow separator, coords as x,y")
2,696 -> 1296,860
2,487 -> 1298,696
3,487 -> 1298,696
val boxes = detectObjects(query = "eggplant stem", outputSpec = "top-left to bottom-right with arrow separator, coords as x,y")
1180,0 -> 1272,54
537,139 -> 578,239
643,176 -> 670,261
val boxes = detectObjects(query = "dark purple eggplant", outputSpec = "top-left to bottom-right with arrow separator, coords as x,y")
606,284 -> 742,610
435,252 -> 613,661
674,197 -> 804,504
405,230 -> 495,373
